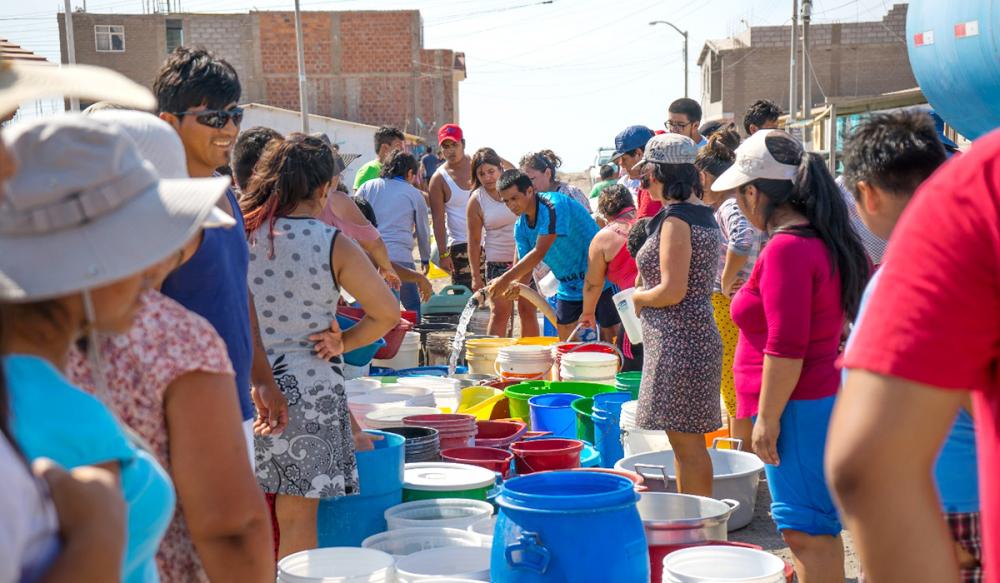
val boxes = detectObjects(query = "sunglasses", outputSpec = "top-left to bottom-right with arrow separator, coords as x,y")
172,107 -> 244,129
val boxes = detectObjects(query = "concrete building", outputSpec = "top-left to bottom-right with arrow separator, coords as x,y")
697,3 -> 915,129
56,10 -> 466,141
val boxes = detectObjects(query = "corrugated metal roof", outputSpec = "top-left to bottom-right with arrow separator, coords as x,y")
1,39 -> 51,64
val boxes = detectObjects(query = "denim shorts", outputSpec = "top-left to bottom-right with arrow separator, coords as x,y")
755,395 -> 842,536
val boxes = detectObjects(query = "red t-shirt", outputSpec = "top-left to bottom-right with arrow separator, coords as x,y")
844,129 -> 1000,581
636,188 -> 662,218
730,232 -> 845,417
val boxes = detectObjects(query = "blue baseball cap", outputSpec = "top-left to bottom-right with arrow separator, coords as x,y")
611,125 -> 655,161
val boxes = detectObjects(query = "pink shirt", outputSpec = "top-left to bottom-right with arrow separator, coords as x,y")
844,130 -> 1000,581
730,232 -> 844,417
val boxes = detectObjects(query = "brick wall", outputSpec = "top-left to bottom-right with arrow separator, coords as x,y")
59,9 -> 462,137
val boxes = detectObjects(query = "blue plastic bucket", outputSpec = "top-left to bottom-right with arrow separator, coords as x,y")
528,393 -> 579,439
337,314 -> 386,367
317,430 -> 404,546
592,392 -> 632,418
491,471 -> 649,582
593,412 -> 625,469
396,365 -> 468,377
580,442 -> 602,468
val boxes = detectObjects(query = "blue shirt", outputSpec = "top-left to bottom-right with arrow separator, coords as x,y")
515,191 -> 605,301
162,186 -> 255,420
844,270 -> 979,513
5,355 -> 175,583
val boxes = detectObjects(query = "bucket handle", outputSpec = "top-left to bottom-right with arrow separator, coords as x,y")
561,327 -> 625,374
720,498 -> 741,521
505,531 -> 550,574
711,437 -> 744,451
493,358 -> 548,381
632,463 -> 671,484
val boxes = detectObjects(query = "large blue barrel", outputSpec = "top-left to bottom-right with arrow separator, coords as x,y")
316,430 -> 404,546
907,0 -> 1000,139
491,471 -> 649,582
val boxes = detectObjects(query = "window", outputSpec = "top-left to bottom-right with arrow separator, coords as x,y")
709,53 -> 722,103
95,25 -> 125,52
165,20 -> 183,54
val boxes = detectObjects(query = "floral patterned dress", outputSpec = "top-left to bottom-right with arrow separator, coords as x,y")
636,202 -> 724,433
69,290 -> 234,583
248,217 -> 359,499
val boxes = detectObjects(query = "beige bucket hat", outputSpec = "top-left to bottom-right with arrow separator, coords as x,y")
0,60 -> 155,117
0,114 -> 233,301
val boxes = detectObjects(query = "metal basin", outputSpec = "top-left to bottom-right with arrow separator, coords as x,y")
615,445 -> 764,530
636,492 -> 739,545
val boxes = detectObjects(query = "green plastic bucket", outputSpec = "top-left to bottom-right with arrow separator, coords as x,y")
401,462 -> 496,502
504,381 -> 616,428
571,397 -> 595,442
614,371 -> 642,400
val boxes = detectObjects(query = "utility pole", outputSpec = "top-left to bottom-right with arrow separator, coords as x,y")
789,0 -> 798,121
649,20 -> 689,98
801,0 -> 813,120
293,0 -> 310,133
63,0 -> 79,112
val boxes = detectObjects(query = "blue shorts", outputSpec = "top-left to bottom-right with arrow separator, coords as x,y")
755,396 -> 842,536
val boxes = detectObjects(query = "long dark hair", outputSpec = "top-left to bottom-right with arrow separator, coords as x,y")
241,133 -> 335,256
746,132 -> 870,320
379,149 -> 418,180
520,149 -> 562,186
651,162 -> 704,202
470,147 -> 504,190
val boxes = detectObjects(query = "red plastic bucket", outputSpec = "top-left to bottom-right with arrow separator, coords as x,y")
510,438 -> 583,474
474,420 -> 527,448
403,414 -> 478,450
339,306 -> 412,359
441,446 -> 514,478
649,541 -> 794,583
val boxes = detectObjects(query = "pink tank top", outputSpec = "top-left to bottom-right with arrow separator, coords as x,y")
605,218 -> 638,290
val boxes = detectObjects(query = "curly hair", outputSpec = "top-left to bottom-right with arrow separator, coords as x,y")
626,217 -> 651,258
597,184 -> 635,219
520,149 -> 562,185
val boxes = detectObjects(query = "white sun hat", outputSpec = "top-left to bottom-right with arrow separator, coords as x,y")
711,129 -> 800,191
0,60 -> 155,117
86,109 -> 190,179
0,114 -> 233,301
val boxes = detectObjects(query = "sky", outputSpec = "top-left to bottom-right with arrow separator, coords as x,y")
0,0 -> 905,170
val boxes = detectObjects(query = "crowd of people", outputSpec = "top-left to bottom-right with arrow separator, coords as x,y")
1,44 -> 998,583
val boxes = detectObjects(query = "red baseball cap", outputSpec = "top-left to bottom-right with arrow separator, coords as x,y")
438,123 -> 464,145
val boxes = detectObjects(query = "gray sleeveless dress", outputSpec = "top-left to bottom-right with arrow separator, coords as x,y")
248,217 -> 359,499
636,202 -> 723,434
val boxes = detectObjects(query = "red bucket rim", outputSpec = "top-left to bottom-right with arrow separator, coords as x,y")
510,438 -> 584,453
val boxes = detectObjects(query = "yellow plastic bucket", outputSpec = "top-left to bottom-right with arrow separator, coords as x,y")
457,386 -> 505,420
516,336 -> 561,346
465,338 -> 518,375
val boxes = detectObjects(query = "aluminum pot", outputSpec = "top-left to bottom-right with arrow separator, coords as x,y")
615,438 -> 763,530
636,492 -> 739,546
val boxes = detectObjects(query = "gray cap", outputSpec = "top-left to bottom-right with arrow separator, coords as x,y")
633,133 -> 699,169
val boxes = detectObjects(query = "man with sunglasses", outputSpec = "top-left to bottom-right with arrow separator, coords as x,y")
155,47 -> 288,462
666,98 -> 708,148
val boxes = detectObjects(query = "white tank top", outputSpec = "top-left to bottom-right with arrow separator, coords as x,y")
437,165 -> 471,246
475,187 -> 516,263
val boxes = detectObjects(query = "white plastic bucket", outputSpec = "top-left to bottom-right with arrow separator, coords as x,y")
495,345 -> 553,380
538,270 -> 560,298
620,400 -> 673,456
466,516 -> 496,547
365,407 -> 442,430
349,391 -> 415,428
612,288 -> 643,344
362,527 -> 481,557
560,351 -> 619,383
395,546 -> 491,582
663,545 -> 785,583
385,499 -> 494,531
374,331 -> 421,370
465,338 -> 518,376
372,386 -> 436,407
397,377 -> 462,411
277,547 -> 395,583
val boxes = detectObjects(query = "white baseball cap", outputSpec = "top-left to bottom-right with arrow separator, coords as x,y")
711,129 -> 800,191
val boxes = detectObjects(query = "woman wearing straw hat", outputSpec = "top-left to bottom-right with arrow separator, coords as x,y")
241,133 -> 399,559
0,114 -> 236,583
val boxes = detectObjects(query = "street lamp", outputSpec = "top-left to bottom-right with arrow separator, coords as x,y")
649,20 -> 689,98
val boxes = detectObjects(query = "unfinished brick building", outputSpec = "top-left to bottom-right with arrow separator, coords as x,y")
57,10 -> 466,139
697,3 -> 914,127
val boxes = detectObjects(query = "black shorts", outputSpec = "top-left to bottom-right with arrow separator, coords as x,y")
450,243 -> 473,289
555,286 -> 620,327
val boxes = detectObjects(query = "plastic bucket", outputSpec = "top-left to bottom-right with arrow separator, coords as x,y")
456,387 -> 504,420
395,546 -> 492,582
381,426 -> 441,463
474,420 -> 527,448
593,391 -> 633,418
560,352 -> 620,384
317,430 -> 404,547
365,407 -> 442,430
612,288 -> 643,344
385,498 -> 495,531
467,516 -> 496,547
663,545 -> 786,583
495,345 -> 554,381
403,414 -> 478,450
504,381 -> 617,427
362,526 -> 481,557
580,442 -> 602,468
510,438 -> 584,474
277,547 -> 395,583
371,385 -> 436,408
568,467 -> 645,491
372,329 -> 419,369
527,393 -> 579,439
492,472 -> 648,582
553,342 -> 618,380
570,397 -> 595,442
614,371 -> 642,399
465,338 -> 518,375
592,411 -> 625,469
441,446 -> 514,479
515,336 -> 561,347
402,462 -> 497,502
650,541 -> 792,583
